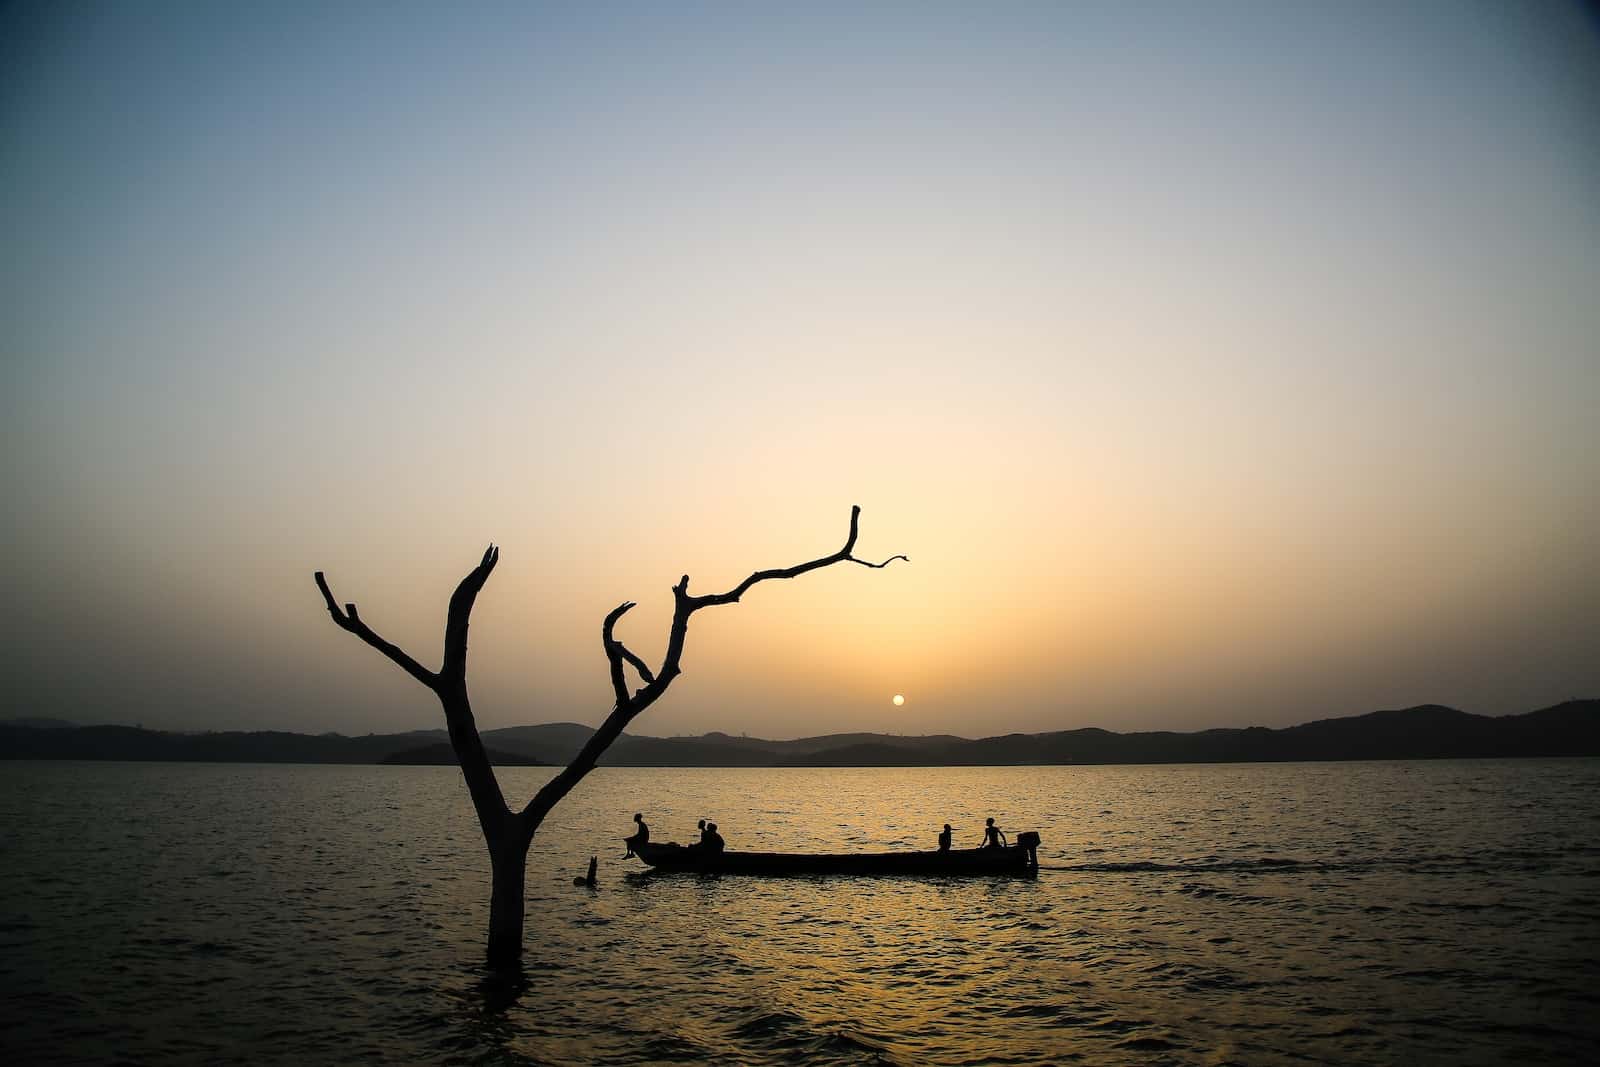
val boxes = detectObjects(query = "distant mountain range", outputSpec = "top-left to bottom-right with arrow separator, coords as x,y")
2,701 -> 1595,767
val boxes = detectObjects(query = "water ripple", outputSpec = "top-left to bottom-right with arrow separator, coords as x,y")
1,759 -> 1597,1065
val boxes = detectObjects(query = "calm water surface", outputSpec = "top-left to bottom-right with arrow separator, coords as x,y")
2,760 -> 1597,1065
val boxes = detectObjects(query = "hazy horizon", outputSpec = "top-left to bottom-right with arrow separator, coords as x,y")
10,696 -> 1592,744
5,3 -> 1598,739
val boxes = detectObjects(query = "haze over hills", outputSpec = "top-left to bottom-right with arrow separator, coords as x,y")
2,701 -> 1595,766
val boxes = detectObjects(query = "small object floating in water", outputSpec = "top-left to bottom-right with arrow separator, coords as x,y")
573,855 -> 597,887
628,832 -> 1041,877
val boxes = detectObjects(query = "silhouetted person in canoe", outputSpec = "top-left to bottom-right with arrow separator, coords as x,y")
982,818 -> 1008,850
703,822 -> 726,854
623,813 -> 649,858
938,824 -> 953,852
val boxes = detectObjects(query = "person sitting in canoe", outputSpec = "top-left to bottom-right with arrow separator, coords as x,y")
703,822 -> 726,854
982,818 -> 1008,850
938,824 -> 953,852
623,813 -> 649,858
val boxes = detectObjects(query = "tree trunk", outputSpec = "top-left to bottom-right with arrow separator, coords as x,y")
486,826 -> 530,968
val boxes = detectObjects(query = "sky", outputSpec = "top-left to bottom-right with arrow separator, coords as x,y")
4,2 -> 1597,739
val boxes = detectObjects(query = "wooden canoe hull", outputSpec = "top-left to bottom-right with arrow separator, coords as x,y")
630,840 -> 1039,877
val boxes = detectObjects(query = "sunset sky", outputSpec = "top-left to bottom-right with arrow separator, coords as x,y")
5,2 -> 1597,739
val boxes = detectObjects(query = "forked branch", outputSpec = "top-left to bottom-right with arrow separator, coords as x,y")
525,505 -> 906,826
315,547 -> 509,839
602,601 -> 656,705
314,571 -> 439,691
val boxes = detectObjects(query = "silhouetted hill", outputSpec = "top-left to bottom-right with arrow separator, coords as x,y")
481,722 -> 617,763
477,724 -> 774,765
716,701 -> 1599,766
380,743 -> 546,766
602,736 -> 786,767
2,700 -> 1594,766
776,742 -> 950,767
0,724 -> 445,763
475,725 -> 966,764
745,731 -> 969,757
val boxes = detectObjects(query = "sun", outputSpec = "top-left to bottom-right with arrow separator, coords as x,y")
892,694 -> 905,706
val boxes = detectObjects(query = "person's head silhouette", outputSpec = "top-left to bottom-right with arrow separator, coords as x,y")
986,818 -> 995,827
633,813 -> 643,824
943,824 -> 952,832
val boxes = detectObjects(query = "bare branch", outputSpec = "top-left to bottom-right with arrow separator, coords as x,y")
614,643 -> 655,685
442,545 -> 499,685
602,602 -> 635,706
851,554 -> 910,569
602,601 -> 660,707
843,501 -> 862,554
687,505 -> 906,609
522,680 -> 671,826
313,571 -> 439,691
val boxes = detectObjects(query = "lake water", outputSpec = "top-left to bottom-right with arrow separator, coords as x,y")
2,760 -> 1597,1065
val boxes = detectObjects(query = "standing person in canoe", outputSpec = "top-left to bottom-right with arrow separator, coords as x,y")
623,813 -> 649,858
982,818 -> 1008,850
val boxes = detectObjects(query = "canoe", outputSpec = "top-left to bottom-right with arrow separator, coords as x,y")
629,834 -> 1040,877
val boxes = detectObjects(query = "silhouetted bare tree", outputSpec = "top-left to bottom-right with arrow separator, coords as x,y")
314,506 -> 906,967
